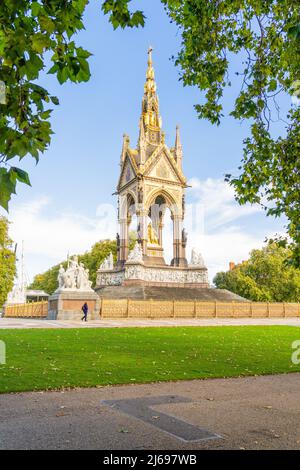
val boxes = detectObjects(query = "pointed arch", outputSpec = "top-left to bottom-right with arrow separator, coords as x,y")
145,188 -> 180,217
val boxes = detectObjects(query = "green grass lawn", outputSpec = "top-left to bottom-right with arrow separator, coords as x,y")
0,326 -> 299,393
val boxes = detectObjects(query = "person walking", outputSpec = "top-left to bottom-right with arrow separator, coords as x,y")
81,302 -> 88,322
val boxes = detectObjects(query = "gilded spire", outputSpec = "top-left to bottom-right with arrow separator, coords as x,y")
145,46 -> 156,93
141,47 -> 163,147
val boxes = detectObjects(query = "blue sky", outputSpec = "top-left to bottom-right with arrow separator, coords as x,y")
2,0 -> 288,283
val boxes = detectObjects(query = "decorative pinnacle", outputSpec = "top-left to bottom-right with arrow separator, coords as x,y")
175,125 -> 181,147
175,124 -> 183,164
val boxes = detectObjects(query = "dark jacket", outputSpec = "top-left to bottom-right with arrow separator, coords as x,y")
82,303 -> 88,314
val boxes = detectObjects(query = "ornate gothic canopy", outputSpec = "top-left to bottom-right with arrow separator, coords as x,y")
115,48 -> 189,269
96,49 -> 208,290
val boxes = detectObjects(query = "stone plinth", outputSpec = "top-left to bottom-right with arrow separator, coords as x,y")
48,290 -> 100,320
145,244 -> 166,266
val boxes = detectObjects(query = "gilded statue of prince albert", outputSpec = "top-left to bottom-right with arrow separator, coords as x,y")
147,222 -> 159,245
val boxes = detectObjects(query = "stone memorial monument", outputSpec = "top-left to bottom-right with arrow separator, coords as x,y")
48,256 -> 100,320
95,48 -> 209,296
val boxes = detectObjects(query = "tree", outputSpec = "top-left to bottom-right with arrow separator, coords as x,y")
214,243 -> 300,302
1,1 -> 299,260
162,0 -> 300,264
0,216 -> 16,307
0,0 -> 145,210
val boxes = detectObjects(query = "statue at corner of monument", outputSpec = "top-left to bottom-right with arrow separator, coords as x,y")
127,241 -> 144,263
99,252 -> 114,271
99,258 -> 107,271
190,248 -> 206,268
108,252 -> 114,270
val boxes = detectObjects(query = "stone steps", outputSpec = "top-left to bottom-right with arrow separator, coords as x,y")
95,286 -> 248,302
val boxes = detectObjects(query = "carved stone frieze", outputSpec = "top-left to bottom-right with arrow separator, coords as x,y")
96,264 -> 209,286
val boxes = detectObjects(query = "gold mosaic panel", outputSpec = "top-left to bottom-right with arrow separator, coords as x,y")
232,302 -> 252,317
251,303 -> 269,318
215,302 -> 234,318
268,303 -> 285,318
195,302 -> 216,318
174,301 -> 195,318
101,299 -> 128,318
150,301 -> 173,318
284,303 -> 300,317
128,301 -> 151,318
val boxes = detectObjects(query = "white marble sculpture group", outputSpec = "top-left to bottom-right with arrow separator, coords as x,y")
56,256 -> 93,292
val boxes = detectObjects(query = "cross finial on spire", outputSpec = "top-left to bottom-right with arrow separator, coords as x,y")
145,46 -> 155,89
148,46 -> 154,68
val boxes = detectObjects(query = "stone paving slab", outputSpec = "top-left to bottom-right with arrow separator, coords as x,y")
102,396 -> 220,442
0,317 -> 300,329
0,373 -> 299,449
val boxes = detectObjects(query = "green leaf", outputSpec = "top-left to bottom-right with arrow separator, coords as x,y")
40,110 -> 52,120
10,167 -> 31,186
268,79 -> 277,92
72,0 -> 89,15
39,16 -> 55,34
288,24 -> 300,40
76,47 -> 92,59
131,11 -> 145,28
50,96 -> 60,105
57,67 -> 69,84
48,64 -> 59,75
31,2 -> 41,17
32,34 -> 50,54
0,168 -> 16,210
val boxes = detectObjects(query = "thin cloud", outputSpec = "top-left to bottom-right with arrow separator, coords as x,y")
188,177 -> 261,231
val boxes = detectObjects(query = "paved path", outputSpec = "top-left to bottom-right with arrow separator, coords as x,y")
1,317 -> 300,329
0,374 -> 299,450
